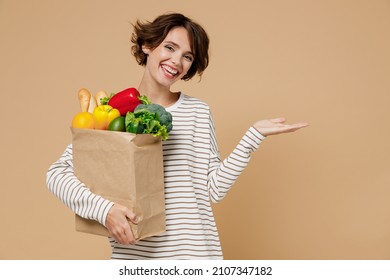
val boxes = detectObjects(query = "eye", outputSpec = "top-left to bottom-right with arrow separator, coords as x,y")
184,54 -> 194,62
164,45 -> 174,51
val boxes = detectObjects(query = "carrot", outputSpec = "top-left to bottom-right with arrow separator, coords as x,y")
95,90 -> 108,106
78,88 -> 91,112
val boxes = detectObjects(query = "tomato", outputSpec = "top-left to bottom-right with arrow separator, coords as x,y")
93,105 -> 121,130
71,112 -> 95,129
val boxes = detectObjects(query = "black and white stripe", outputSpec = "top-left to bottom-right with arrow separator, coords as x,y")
46,93 -> 265,259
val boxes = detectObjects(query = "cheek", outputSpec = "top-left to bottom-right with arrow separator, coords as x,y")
183,61 -> 193,74
147,48 -> 166,64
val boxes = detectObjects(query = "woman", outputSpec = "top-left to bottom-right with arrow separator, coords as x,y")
46,13 -> 308,259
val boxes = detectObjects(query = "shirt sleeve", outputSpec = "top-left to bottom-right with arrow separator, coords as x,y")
207,115 -> 266,203
46,144 -> 114,226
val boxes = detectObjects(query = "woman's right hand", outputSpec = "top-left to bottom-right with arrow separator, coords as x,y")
105,203 -> 139,245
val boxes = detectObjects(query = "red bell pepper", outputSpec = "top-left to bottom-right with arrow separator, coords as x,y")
106,88 -> 150,116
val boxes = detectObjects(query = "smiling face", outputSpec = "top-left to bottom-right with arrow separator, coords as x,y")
142,27 -> 194,89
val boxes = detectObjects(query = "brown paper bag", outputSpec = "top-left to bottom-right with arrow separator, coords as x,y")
71,127 -> 166,240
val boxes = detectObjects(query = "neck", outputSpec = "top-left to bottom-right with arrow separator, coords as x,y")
138,73 -> 179,108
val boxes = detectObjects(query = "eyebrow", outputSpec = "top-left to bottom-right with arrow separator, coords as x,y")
164,41 -> 194,56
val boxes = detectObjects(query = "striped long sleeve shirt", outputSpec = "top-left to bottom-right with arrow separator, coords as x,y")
46,93 -> 265,259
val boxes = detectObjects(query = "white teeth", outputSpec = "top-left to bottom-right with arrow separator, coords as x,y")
162,65 -> 178,76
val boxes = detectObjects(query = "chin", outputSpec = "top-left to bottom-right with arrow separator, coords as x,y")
158,77 -> 180,88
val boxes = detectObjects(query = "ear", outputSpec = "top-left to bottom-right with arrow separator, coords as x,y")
142,45 -> 151,55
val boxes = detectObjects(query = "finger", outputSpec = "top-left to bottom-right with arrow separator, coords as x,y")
292,122 -> 309,129
110,228 -> 126,244
125,209 -> 140,224
279,122 -> 308,129
285,123 -> 309,132
113,223 -> 136,245
117,231 -> 127,245
114,219 -> 136,245
123,227 -> 136,245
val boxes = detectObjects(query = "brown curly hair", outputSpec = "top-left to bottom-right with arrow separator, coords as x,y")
131,13 -> 209,81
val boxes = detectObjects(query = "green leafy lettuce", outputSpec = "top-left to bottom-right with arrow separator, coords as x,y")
125,104 -> 172,140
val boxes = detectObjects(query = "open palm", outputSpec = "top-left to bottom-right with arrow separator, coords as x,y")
253,117 -> 309,136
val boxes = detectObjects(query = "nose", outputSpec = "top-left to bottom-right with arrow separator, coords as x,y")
171,52 -> 182,66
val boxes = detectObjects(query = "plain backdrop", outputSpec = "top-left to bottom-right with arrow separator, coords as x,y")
1,0 -> 390,259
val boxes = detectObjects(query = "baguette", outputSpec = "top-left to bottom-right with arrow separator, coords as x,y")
88,93 -> 97,113
78,88 -> 91,112
95,90 -> 108,106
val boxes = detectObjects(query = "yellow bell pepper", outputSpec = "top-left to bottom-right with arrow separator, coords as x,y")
93,105 -> 121,130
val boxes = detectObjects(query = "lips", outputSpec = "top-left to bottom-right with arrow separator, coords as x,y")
161,64 -> 179,78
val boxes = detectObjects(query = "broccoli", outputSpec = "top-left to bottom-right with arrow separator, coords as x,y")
135,104 -> 173,132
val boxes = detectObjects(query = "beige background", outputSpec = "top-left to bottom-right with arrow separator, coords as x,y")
1,0 -> 390,259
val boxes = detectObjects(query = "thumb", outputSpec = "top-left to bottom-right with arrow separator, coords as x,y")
271,117 -> 286,124
125,209 -> 140,224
